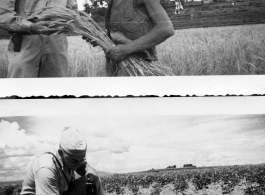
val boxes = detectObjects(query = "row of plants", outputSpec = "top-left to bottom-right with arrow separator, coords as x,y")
101,165 -> 265,194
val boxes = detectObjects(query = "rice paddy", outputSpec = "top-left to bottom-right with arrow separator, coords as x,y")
0,23 -> 265,77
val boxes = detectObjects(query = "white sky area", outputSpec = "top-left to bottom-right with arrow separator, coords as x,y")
1,113 -> 265,182
77,0 -> 89,10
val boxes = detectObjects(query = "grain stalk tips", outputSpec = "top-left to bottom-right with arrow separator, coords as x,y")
36,6 -> 173,76
246,62 -> 256,71
257,57 -> 265,63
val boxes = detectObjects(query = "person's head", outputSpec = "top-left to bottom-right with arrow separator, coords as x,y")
58,127 -> 87,171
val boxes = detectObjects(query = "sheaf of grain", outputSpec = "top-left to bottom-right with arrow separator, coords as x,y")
35,7 -> 173,76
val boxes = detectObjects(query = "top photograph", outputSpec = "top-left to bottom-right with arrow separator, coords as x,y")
0,0 -> 264,78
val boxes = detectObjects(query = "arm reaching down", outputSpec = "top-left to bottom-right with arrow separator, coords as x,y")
76,162 -> 105,195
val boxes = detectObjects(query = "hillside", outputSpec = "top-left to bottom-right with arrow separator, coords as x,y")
171,4 -> 265,29
0,181 -> 22,187
120,163 -> 265,176
97,171 -> 114,177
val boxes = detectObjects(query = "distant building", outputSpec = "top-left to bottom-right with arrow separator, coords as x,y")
183,164 -> 196,168
175,1 -> 184,14
202,0 -> 214,4
235,0 -> 250,5
163,0 -> 178,16
184,1 -> 203,6
167,165 -> 177,169
250,0 -> 265,5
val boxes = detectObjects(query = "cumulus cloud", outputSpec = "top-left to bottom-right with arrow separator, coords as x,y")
208,153 -> 222,161
0,120 -> 28,148
89,129 -> 112,138
0,119 -> 58,181
0,119 -> 57,157
109,137 -> 131,154
0,155 -> 34,181
87,146 -> 108,153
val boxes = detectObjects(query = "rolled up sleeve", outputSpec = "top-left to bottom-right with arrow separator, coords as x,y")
0,0 -> 32,33
35,168 -> 60,195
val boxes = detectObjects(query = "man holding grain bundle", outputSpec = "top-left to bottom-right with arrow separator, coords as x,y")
20,127 -> 105,195
0,0 -> 78,78
104,0 -> 175,76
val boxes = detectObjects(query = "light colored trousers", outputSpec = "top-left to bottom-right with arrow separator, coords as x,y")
7,34 -> 69,78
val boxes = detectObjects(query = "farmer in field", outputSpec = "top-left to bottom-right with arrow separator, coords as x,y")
0,0 -> 78,78
104,0 -> 175,76
20,127 -> 105,195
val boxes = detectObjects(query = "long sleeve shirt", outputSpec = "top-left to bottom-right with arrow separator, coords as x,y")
0,0 -> 78,33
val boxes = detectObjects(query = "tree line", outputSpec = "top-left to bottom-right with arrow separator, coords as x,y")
83,0 -> 183,23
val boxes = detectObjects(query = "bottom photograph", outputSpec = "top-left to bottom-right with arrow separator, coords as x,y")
0,98 -> 264,195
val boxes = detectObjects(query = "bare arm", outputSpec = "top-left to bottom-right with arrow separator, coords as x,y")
75,162 -> 105,195
126,0 -> 175,54
106,0 -> 174,62
0,0 -> 32,33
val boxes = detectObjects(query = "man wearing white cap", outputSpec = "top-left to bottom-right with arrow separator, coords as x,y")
20,127 -> 105,195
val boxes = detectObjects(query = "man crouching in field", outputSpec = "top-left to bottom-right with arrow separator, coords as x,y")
0,0 -> 78,78
20,127 -> 104,195
104,0 -> 175,76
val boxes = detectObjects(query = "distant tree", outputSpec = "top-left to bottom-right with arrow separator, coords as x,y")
161,0 -> 174,9
83,0 -> 109,23
2,186 -> 15,195
83,0 -> 109,15
83,0 -> 92,14
90,0 -> 108,10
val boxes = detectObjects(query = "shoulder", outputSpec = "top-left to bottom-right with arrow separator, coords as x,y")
35,153 -> 58,170
34,167 -> 60,195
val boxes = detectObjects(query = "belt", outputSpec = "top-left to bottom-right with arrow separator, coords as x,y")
20,32 -> 35,35
10,32 -> 37,36
11,30 -> 57,36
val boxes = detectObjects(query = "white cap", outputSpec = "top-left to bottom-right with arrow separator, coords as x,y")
60,127 -> 87,157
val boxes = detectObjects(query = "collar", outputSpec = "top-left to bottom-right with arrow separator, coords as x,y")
53,144 -> 75,182
54,144 -> 65,170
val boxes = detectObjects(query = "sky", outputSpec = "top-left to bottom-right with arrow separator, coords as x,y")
1,114 -> 265,182
77,0 -> 89,10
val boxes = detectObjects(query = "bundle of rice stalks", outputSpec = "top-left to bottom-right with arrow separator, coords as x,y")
34,6 -> 173,76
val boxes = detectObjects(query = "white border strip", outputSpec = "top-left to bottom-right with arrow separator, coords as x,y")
0,75 -> 265,97
0,97 -> 265,117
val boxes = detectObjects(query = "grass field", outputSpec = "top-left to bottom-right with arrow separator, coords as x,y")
0,24 -> 265,77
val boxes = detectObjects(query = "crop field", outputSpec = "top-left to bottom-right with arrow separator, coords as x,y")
101,165 -> 265,195
1,165 -> 264,195
0,24 -> 265,77
171,5 -> 265,30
